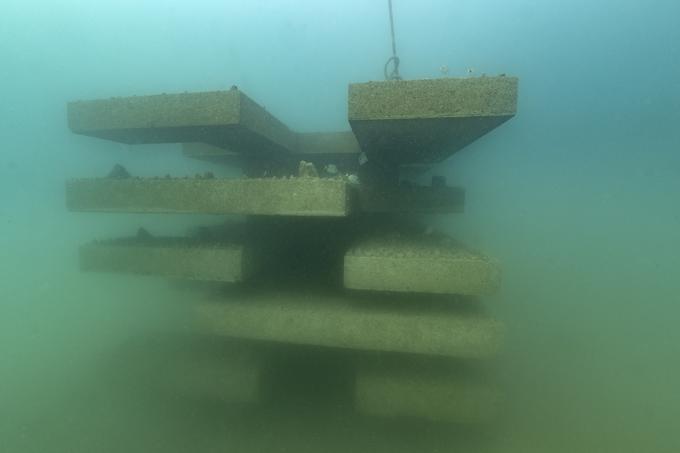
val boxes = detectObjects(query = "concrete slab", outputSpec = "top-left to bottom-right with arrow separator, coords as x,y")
68,89 -> 296,155
344,234 -> 500,296
182,145 -> 463,214
348,76 -> 518,164
354,358 -> 501,423
194,290 -> 503,359
66,177 -> 351,217
80,238 -> 251,282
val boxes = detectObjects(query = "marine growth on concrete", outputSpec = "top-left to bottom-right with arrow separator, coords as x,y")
66,176 -> 466,217
66,177 -> 351,217
344,233 -> 501,296
80,238 -> 252,282
348,76 -> 518,164
194,290 -> 503,359
68,89 -> 296,155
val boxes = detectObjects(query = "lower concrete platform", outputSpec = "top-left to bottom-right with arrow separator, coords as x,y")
194,290 -> 503,359
354,358 -> 501,424
344,233 -> 500,296
80,238 -> 251,282
66,177 -> 351,217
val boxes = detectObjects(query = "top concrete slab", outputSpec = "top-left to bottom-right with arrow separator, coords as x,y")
348,76 -> 518,164
68,88 -> 297,155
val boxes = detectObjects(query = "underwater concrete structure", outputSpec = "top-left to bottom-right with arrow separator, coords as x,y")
344,233 -> 500,296
66,177 -> 352,216
79,239 -> 252,282
348,77 -> 517,164
66,176 -> 465,216
194,290 -> 503,359
68,88 -> 297,155
65,75 -> 517,424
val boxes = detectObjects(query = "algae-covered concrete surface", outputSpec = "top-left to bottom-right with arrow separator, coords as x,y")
194,290 -> 503,358
80,239 -> 250,282
344,234 -> 500,296
65,175 -> 460,216
348,77 -> 517,164
349,77 -> 517,119
66,177 -> 351,216
68,89 -> 296,154
63,78 -> 505,433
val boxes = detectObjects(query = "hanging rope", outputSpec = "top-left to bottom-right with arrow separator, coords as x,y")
384,0 -> 402,80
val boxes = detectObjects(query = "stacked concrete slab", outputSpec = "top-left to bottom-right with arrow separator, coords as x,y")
66,76 -> 517,423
